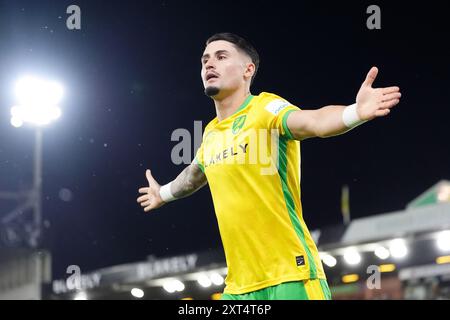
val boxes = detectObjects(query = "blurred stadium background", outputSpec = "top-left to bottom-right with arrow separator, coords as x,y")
1,180 -> 450,300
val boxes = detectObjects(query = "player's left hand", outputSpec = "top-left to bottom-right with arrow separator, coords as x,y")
356,66 -> 401,121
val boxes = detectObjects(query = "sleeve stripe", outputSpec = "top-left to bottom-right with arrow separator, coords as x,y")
194,157 -> 205,173
282,109 -> 297,140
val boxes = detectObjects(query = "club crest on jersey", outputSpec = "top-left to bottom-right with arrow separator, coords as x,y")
232,115 -> 247,135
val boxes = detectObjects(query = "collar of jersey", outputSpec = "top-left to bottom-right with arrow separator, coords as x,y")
211,94 -> 255,128
232,94 -> 254,116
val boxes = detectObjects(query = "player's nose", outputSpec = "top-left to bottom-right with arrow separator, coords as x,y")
205,58 -> 216,70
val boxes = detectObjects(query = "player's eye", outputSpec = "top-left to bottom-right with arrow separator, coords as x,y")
218,55 -> 226,60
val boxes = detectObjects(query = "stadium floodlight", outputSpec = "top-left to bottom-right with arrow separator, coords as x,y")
11,76 -> 63,127
163,279 -> 185,293
210,273 -> 224,286
163,282 -> 176,293
436,231 -> 450,252
4,75 -> 64,248
389,239 -> 408,259
197,274 -> 212,288
374,246 -> 390,260
173,280 -> 185,292
131,288 -> 144,298
343,248 -> 362,265
320,253 -> 337,267
74,291 -> 87,300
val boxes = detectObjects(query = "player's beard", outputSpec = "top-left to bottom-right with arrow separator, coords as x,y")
204,86 -> 220,97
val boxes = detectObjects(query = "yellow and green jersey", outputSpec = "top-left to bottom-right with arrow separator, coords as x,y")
195,92 -> 326,295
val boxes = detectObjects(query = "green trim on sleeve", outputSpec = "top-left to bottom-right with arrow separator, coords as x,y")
194,157 -> 205,173
281,109 -> 297,140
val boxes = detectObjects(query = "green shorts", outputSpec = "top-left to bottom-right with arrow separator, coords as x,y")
221,279 -> 332,300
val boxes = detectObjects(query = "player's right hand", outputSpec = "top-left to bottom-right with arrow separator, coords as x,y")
137,169 -> 165,212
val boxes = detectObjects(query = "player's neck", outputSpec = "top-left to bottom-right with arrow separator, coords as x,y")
214,88 -> 251,122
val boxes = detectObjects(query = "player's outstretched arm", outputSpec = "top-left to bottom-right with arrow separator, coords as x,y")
137,162 -> 207,212
286,67 -> 401,140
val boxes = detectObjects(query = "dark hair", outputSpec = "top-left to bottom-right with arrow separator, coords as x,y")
206,32 -> 260,85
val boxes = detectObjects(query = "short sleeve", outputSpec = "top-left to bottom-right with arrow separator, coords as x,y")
259,95 -> 301,140
194,142 -> 205,173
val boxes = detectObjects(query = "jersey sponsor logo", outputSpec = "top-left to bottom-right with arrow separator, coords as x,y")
202,128 -> 281,175
264,99 -> 290,116
205,143 -> 248,167
231,115 -> 247,135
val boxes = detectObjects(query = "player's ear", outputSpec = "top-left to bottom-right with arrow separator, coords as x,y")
244,62 -> 255,80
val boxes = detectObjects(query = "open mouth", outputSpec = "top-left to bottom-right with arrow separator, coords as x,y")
206,73 -> 219,81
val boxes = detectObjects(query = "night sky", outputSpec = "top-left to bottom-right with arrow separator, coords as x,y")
0,0 -> 448,278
